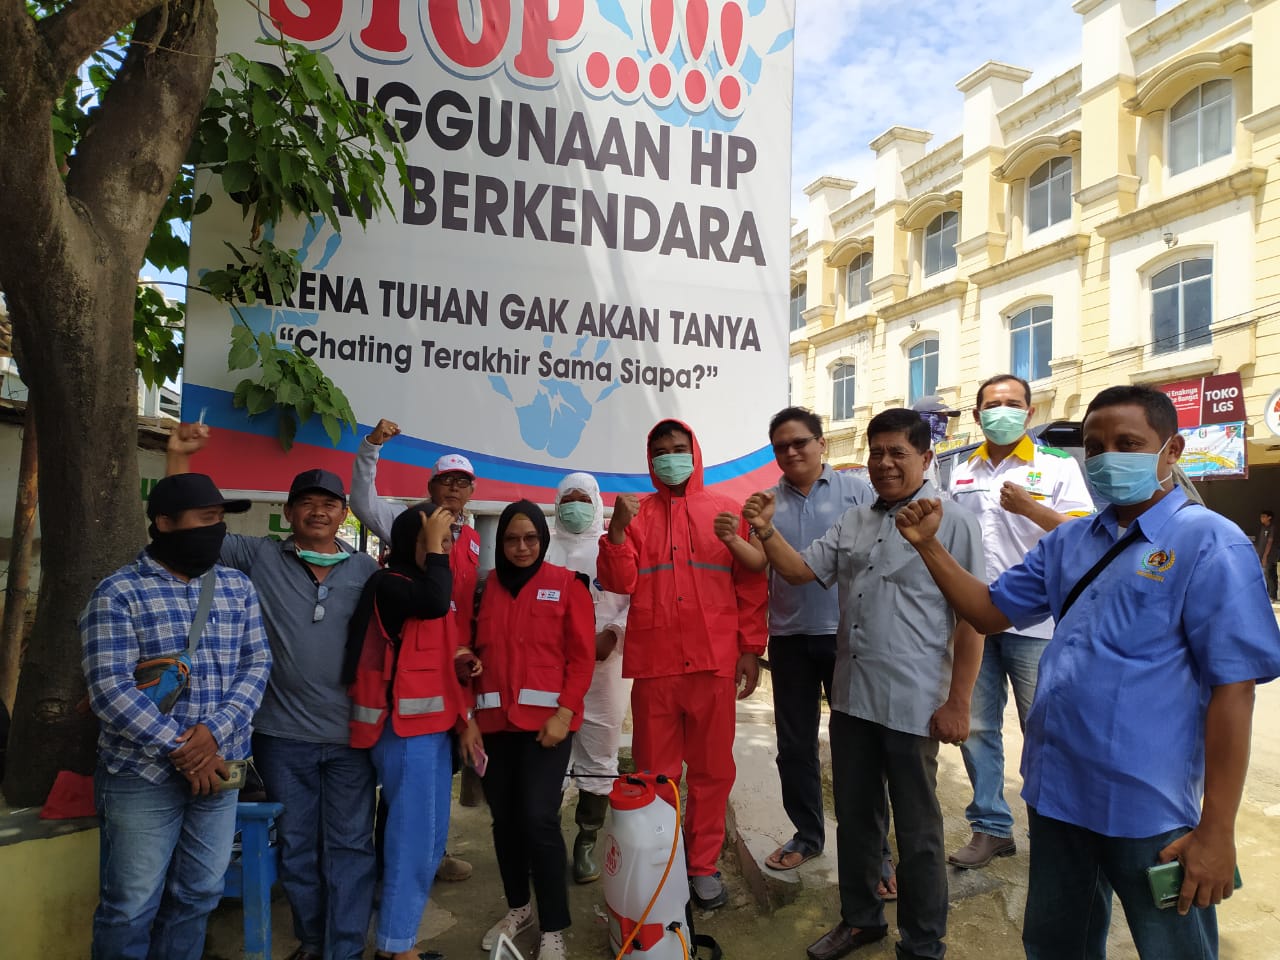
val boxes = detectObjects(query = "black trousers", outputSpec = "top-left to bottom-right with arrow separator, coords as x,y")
769,633 -> 837,852
481,730 -> 574,932
829,711 -> 947,960
1266,559 -> 1277,600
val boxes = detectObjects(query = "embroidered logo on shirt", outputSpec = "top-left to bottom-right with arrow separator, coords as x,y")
1026,470 -> 1042,487
470,540 -> 481,555
1137,548 -> 1176,582
536,589 -> 561,601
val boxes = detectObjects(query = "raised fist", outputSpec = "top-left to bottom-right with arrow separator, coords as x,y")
368,418 -> 401,446
713,512 -> 740,544
895,498 -> 944,546
741,491 -> 776,531
168,422 -> 210,457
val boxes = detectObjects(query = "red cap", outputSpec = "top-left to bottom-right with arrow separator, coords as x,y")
609,773 -> 658,811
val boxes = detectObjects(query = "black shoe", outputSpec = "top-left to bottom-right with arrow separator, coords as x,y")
805,922 -> 888,960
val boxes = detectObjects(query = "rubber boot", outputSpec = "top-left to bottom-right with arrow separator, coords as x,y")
573,791 -> 610,884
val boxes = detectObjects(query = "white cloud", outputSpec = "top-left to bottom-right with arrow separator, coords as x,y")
788,0 -> 1177,213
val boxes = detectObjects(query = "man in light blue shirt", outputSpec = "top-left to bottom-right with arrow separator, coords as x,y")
758,407 -> 872,872
896,385 -> 1280,959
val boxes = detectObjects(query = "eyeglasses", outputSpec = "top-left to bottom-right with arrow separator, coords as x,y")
772,436 -> 817,455
434,475 -> 473,490
313,584 -> 329,623
503,534 -> 541,548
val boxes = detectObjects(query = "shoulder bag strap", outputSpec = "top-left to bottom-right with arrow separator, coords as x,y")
1058,499 -> 1196,621
184,571 -> 217,657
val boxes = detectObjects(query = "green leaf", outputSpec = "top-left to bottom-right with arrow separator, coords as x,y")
221,161 -> 253,195
246,384 -> 275,416
320,413 -> 340,445
277,411 -> 298,450
228,339 -> 259,370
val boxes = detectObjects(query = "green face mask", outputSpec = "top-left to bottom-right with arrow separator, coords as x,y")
297,548 -> 350,567
651,453 -> 694,487
978,407 -> 1028,446
556,501 -> 595,534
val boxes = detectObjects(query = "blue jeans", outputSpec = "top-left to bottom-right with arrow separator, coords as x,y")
958,632 -> 1046,838
370,725 -> 452,953
92,767 -> 238,960
252,733 -> 377,960
1024,807 -> 1217,959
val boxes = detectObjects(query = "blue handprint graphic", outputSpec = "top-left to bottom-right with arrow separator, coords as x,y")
220,215 -> 342,344
490,334 -> 621,459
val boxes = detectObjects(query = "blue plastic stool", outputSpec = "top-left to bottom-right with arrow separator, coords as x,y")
222,801 -> 284,960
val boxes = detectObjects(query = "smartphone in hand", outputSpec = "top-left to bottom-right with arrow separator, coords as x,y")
469,748 -> 489,778
1146,861 -> 1243,909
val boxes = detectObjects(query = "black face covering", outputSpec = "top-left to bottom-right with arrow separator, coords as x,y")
146,521 -> 227,578
494,500 -> 550,596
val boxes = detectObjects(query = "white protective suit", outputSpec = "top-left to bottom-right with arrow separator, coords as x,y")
547,472 -> 631,798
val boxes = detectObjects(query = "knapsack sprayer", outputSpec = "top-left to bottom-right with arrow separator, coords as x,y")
602,773 -> 692,959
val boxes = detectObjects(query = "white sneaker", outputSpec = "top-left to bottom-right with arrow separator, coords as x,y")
481,904 -> 535,950
538,931 -> 566,960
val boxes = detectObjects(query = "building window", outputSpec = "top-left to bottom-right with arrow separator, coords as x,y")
1169,79 -> 1233,176
1027,157 -> 1072,233
1010,304 -> 1053,382
908,339 -> 939,405
790,283 -> 807,332
1152,258 -> 1212,354
923,211 -> 958,277
831,363 -> 856,421
845,252 -> 872,308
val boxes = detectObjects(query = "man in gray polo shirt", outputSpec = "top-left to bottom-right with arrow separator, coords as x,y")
744,408 -> 984,960
168,425 -> 380,960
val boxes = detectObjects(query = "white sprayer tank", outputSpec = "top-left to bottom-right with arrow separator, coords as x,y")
602,773 -> 690,959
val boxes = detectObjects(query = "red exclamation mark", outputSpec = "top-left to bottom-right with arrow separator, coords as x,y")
679,0 -> 711,111
645,0 -> 678,104
714,0 -> 746,115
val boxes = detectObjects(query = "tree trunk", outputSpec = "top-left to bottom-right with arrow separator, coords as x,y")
0,405 -> 38,714
0,0 -> 217,805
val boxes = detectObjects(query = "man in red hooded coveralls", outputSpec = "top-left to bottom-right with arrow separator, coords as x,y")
597,420 -> 768,909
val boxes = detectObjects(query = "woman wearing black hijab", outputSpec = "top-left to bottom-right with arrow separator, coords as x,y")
346,503 -> 484,960
472,501 -> 595,960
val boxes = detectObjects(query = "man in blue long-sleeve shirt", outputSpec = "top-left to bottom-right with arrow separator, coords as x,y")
82,472 -> 271,960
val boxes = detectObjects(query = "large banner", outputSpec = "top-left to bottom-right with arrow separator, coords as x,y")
183,0 -> 796,504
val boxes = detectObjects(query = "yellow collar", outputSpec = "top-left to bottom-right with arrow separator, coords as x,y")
969,434 -> 1035,464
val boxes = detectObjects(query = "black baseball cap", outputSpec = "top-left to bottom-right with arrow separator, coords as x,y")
147,473 -> 252,520
288,468 -> 347,504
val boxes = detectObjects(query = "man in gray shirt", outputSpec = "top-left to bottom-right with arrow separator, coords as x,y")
744,408 -> 984,960
168,426 -> 379,960
740,408 -> 874,874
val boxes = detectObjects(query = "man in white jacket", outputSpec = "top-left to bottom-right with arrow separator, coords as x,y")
547,472 -> 630,883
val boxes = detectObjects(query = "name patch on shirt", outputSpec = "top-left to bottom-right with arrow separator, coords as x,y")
536,589 -> 561,602
955,478 -> 974,486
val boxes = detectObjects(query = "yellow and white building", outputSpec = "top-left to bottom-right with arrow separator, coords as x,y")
788,0 -> 1280,517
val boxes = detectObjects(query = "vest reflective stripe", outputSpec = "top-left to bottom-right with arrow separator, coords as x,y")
688,561 -> 733,574
638,563 -> 675,575
352,705 -> 384,725
399,696 -> 445,716
475,692 -> 503,710
517,688 -> 561,708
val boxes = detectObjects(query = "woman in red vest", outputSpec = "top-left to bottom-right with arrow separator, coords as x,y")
473,500 -> 595,960
345,504 -> 483,960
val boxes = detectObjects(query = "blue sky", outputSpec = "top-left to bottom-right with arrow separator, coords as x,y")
789,0 -> 1176,213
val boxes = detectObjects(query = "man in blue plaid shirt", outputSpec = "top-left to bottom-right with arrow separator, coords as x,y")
82,472 -> 271,960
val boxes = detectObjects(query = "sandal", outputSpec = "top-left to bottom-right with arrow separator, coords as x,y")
765,838 -> 820,871
876,856 -> 898,902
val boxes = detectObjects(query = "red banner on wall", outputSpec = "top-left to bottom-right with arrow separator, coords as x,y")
1158,372 -> 1245,429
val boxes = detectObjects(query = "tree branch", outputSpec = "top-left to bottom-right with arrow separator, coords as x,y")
66,0 -> 217,263
38,0 -> 166,89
